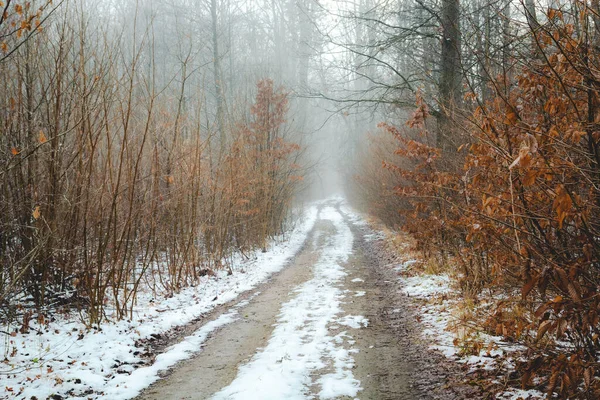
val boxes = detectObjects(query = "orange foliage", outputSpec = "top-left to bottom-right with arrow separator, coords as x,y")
382,7 -> 600,398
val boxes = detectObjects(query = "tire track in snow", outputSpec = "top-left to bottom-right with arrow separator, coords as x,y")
211,205 -> 363,400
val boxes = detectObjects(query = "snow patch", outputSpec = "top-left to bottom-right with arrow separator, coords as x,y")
401,274 -> 451,297
338,203 -> 367,227
398,263 -> 533,398
497,389 -> 545,399
363,233 -> 384,242
103,310 -> 238,399
338,315 -> 369,329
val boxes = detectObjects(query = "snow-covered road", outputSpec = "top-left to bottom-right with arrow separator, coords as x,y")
211,206 -> 362,400
137,202 -> 373,400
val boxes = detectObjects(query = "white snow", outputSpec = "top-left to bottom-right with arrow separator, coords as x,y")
338,203 -> 367,227
397,258 -> 536,398
363,233 -> 385,242
212,206 -> 364,400
103,310 -> 238,399
338,315 -> 369,329
350,278 -> 364,283
401,274 -> 451,297
497,389 -> 545,399
354,291 -> 366,297
1,205 -> 319,399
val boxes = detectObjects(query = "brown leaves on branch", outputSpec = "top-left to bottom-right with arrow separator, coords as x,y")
377,7 -> 600,399
552,185 -> 572,230
0,1 -> 52,59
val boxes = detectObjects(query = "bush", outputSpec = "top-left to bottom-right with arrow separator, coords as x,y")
361,8 -> 600,398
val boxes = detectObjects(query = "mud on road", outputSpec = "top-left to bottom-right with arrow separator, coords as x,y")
136,202 -> 477,399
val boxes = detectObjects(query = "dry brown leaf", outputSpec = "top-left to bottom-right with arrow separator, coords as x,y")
536,320 -> 553,341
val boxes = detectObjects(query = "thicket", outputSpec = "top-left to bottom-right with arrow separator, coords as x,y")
353,3 -> 600,399
0,2 -> 304,326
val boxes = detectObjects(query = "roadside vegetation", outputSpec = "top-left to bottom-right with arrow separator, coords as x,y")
0,1 -> 307,329
350,1 -> 600,398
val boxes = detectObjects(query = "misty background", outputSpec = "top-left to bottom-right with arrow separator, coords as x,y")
76,0 -> 391,200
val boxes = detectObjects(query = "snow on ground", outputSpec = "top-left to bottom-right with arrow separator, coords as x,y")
338,315 -> 369,329
338,202 -> 367,227
211,206 -> 365,400
1,205 -> 319,399
395,253 -> 539,398
103,309 -> 238,399
401,274 -> 451,297
497,389 -> 545,399
401,273 -> 462,360
311,205 -> 544,399
400,270 -> 531,371
363,233 -> 385,242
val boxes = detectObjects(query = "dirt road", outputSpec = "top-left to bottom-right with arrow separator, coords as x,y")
136,201 -> 470,400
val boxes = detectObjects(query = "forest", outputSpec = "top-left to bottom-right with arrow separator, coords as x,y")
1,0 -> 600,399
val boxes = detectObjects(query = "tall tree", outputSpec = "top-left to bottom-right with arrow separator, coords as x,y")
211,0 -> 226,152
438,0 -> 462,150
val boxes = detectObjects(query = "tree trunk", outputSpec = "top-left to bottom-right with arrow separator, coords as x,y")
211,0 -> 226,154
524,0 -> 540,57
438,0 -> 461,151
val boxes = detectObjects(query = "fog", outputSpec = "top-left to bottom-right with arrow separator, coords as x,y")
65,0 -> 394,201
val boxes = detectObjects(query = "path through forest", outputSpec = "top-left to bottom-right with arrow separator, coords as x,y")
135,201 -> 464,400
